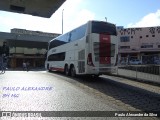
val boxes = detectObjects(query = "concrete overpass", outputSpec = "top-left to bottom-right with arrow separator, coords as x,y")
0,0 -> 66,18
0,31 -> 58,48
0,29 -> 60,68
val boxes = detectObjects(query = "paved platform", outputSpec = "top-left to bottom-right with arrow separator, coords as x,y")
102,75 -> 160,98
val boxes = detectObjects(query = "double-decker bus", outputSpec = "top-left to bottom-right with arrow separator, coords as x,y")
45,20 -> 118,77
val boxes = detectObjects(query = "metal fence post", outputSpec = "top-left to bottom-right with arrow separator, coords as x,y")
136,66 -> 137,80
159,65 -> 160,80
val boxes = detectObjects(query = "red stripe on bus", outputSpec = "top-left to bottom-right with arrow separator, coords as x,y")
50,67 -> 64,72
99,34 -> 111,64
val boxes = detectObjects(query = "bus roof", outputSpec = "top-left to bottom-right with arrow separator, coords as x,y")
49,20 -> 116,43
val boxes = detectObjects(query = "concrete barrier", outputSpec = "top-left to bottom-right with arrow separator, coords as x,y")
117,68 -> 160,84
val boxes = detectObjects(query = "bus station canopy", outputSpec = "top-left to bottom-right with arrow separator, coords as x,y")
0,0 -> 66,18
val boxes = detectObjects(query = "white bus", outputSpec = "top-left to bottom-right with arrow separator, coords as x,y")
45,20 -> 118,77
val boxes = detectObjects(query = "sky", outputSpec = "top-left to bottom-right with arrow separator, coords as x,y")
0,0 -> 160,34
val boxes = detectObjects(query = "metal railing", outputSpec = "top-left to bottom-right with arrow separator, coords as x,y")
116,65 -> 160,84
119,65 -> 160,75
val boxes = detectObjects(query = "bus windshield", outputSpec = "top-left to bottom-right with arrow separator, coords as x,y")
92,21 -> 117,36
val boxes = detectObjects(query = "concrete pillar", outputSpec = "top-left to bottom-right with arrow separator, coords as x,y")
33,59 -> 36,67
10,57 -> 16,68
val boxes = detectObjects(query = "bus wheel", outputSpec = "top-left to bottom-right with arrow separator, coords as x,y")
70,65 -> 76,77
64,65 -> 69,76
94,74 -> 100,78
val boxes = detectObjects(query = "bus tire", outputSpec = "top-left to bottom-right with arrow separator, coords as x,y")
94,74 -> 100,78
64,65 -> 69,76
70,65 -> 76,77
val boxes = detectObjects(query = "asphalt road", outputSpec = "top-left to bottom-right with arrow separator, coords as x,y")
0,70 -> 159,120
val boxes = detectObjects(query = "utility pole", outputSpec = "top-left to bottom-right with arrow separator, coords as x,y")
105,17 -> 107,22
62,9 -> 64,34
